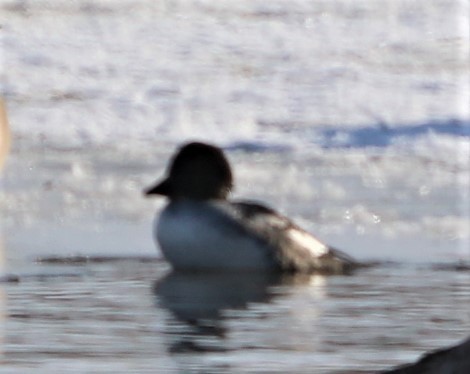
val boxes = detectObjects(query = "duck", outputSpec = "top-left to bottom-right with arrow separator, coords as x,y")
145,142 -> 357,273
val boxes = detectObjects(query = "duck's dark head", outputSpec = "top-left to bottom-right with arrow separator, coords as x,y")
144,142 -> 233,200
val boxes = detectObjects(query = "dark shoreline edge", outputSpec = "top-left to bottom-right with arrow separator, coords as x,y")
382,336 -> 470,374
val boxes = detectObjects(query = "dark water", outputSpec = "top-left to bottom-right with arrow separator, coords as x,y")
1,257 -> 468,373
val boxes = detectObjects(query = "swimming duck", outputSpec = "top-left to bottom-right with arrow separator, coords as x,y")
145,142 -> 357,273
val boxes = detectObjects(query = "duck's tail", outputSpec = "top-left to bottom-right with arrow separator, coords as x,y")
315,246 -> 360,274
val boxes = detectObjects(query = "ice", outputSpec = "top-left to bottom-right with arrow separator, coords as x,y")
0,0 -> 469,263
1,0 -> 468,148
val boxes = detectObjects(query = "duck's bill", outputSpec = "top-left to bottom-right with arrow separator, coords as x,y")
144,178 -> 171,196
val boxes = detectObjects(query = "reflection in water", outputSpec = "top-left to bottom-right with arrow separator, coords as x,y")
153,271 -> 326,357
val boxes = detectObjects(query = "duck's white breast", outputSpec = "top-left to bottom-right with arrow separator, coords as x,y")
155,201 -> 273,270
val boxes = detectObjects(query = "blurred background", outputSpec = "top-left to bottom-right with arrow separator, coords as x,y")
1,0 -> 468,266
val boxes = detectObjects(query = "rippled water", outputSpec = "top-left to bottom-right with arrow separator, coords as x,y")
1,259 -> 468,373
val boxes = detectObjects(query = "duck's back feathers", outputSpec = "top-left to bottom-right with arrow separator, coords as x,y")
232,201 -> 356,274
